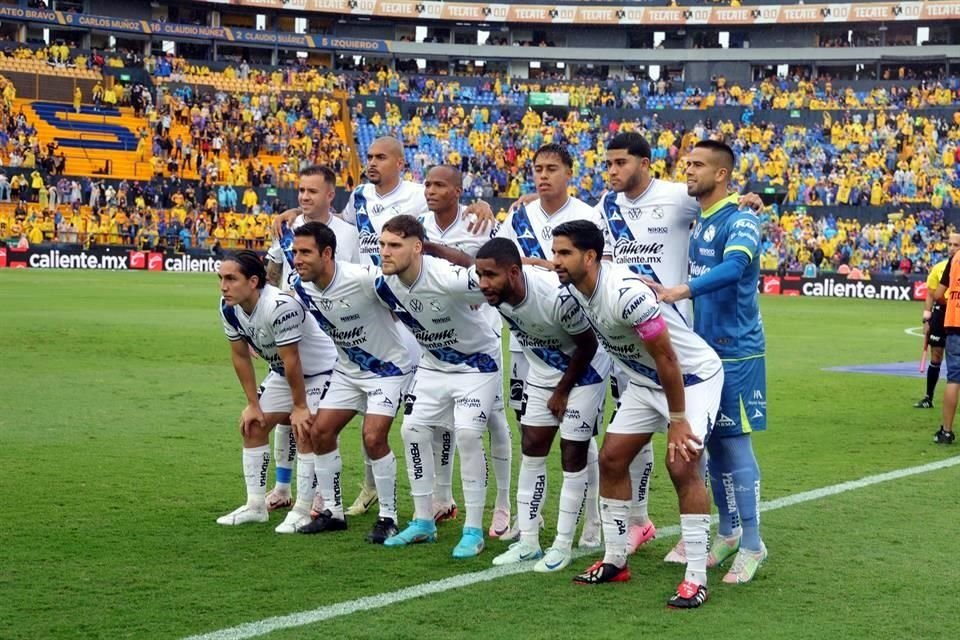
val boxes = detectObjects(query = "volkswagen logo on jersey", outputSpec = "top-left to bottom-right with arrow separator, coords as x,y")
625,207 -> 643,220
409,299 -> 424,312
319,298 -> 334,311
540,225 -> 553,241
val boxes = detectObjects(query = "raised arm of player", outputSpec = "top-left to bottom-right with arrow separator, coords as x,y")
270,207 -> 301,239
548,329 -> 599,420
230,339 -> 265,438
422,241 -> 474,267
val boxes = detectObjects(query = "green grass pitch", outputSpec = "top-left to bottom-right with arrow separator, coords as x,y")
1,269 -> 957,639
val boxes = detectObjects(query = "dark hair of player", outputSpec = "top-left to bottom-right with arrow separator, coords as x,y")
294,221 -> 338,258
476,237 -> 522,268
552,220 -> 605,258
693,139 -> 736,171
299,165 -> 338,185
225,250 -> 267,289
534,143 -> 573,169
381,214 -> 426,242
607,132 -> 652,160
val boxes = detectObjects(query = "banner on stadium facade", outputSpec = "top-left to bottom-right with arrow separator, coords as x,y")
528,92 -> 570,107
0,245 -> 225,273
759,273 -> 925,301
192,0 -> 960,26
0,3 -> 956,38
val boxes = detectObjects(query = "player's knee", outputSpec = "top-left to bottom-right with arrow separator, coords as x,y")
520,427 -> 552,457
559,438 -> 589,472
362,426 -> 390,459
598,444 -> 627,479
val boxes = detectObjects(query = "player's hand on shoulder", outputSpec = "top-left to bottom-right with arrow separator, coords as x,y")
737,192 -> 764,213
464,200 -> 496,235
270,207 -> 301,239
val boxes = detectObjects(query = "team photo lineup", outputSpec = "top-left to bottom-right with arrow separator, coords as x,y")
5,1 -> 960,637
216,132 -> 767,609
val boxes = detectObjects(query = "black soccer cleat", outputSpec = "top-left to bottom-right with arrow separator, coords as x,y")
668,580 -> 709,609
914,397 -> 934,409
934,426 -> 955,445
367,517 -> 400,544
572,560 -> 631,585
297,509 -> 348,534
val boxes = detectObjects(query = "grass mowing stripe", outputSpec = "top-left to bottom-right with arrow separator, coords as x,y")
183,454 -> 960,640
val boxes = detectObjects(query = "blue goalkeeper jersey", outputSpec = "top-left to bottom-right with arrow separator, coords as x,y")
688,194 -> 765,359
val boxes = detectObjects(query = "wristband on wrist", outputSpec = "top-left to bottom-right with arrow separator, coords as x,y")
669,411 -> 686,422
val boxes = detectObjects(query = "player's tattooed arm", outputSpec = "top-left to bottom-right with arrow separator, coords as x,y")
266,259 -> 283,287
422,241 -> 473,267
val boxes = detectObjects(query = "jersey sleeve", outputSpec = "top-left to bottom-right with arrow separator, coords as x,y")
557,290 -> 591,336
589,207 -> 613,257
265,236 -> 283,264
723,212 -> 761,261
495,212 -> 519,244
617,280 -> 661,328
270,296 -> 307,347
928,263 -> 944,291
220,301 -> 243,342
444,264 -> 485,303
340,189 -> 358,224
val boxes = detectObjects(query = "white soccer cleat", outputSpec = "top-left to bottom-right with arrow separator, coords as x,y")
491,541 -> 543,566
344,484 -> 378,517
275,509 -> 313,534
663,540 -> 686,564
216,504 -> 268,526
534,546 -> 573,573
578,520 -> 602,549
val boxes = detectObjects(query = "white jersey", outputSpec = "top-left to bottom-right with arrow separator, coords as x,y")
220,284 -> 338,377
291,262 -> 415,379
596,179 -> 699,322
373,255 -> 500,374
566,263 -> 720,390
422,204 -> 501,334
266,212 -> 361,291
341,181 -> 429,265
479,265 -> 612,389
497,196 -> 609,261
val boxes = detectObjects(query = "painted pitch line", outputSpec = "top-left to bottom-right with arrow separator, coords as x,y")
184,455 -> 960,640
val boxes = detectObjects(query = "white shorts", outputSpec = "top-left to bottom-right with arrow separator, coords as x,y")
315,370 -> 413,417
403,368 -> 500,431
611,363 -> 630,407
607,371 -> 724,440
508,350 -> 529,410
521,382 -> 606,442
258,370 -> 333,414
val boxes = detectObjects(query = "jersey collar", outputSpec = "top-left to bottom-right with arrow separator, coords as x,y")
700,193 -> 740,219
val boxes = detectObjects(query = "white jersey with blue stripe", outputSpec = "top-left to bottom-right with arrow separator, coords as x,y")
566,263 -> 720,390
340,181 -> 429,266
497,196 -> 609,261
266,212 -> 361,291
291,263 -> 415,379
596,179 -> 699,322
374,255 -> 500,375
220,284 -> 338,377
481,265 -> 612,388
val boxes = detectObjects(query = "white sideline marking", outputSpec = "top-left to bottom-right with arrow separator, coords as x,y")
184,455 -> 960,640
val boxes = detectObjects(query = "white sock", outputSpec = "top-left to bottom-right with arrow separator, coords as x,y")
516,455 -> 547,547
242,445 -> 270,509
371,451 -> 398,521
456,427 -> 487,530
488,407 -> 513,512
314,450 -> 344,520
432,426 -> 455,504
681,514 -> 711,586
600,497 -> 631,568
556,467 -> 588,549
273,425 -> 295,491
583,437 -> 600,527
403,423 -> 436,521
362,446 -> 376,492
293,453 -> 316,514
629,442 -> 654,525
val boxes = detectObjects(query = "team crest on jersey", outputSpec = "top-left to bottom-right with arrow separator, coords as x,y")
650,206 -> 665,219
703,225 -> 716,242
409,299 -> 424,312
429,299 -> 444,313
339,298 -> 352,309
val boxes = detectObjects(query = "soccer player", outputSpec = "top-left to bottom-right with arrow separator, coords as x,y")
598,131 -> 761,554
930,246 -> 960,445
915,233 -> 960,408
553,220 -> 722,609
263,165 -> 361,517
495,143 -> 610,545
654,140 -> 768,583
420,165 -> 513,537
289,222 -> 416,543
428,237 -> 611,572
374,215 -> 502,558
215,251 -> 338,531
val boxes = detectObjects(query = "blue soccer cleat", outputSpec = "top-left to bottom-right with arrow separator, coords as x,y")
383,518 -> 438,547
452,526 -> 485,559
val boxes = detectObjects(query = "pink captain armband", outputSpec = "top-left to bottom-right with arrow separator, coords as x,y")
633,316 -> 667,341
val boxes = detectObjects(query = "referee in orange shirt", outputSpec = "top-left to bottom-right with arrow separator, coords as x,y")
916,233 -> 960,408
